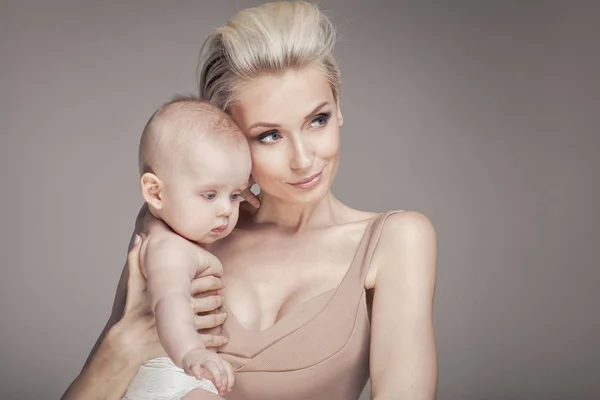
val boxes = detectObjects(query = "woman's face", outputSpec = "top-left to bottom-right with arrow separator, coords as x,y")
229,66 -> 343,205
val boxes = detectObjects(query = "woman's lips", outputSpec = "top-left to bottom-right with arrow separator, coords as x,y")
288,169 -> 324,190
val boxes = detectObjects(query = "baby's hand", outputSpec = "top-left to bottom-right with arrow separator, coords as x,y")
182,348 -> 235,395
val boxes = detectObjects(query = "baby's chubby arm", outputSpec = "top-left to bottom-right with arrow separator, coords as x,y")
142,235 -> 219,367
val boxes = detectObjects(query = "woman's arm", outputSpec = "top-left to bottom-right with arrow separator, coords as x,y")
369,211 -> 438,400
61,316 -> 152,400
61,235 -> 162,399
62,227 -> 228,399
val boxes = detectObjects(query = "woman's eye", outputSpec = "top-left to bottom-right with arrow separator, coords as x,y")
309,112 -> 331,128
202,193 -> 216,200
257,130 -> 281,143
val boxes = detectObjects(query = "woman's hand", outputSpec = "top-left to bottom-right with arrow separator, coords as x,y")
106,234 -> 165,363
61,234 -> 228,400
113,234 -> 229,365
61,235 -> 158,400
191,276 -> 229,348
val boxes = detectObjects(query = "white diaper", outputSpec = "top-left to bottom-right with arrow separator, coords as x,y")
122,357 -> 218,400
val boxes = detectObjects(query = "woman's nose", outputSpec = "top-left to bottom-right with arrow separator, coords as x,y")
289,137 -> 313,171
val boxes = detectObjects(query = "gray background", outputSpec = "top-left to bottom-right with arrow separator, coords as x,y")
1,1 -> 599,399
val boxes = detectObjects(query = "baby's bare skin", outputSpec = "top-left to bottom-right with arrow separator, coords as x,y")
138,213 -> 233,392
134,99 -> 252,396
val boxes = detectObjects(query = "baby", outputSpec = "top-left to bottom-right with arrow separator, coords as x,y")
122,97 -> 251,399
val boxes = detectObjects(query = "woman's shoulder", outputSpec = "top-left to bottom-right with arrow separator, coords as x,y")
342,208 -> 434,242
364,209 -> 436,288
335,207 -> 431,230
349,208 -> 429,225
375,209 -> 436,243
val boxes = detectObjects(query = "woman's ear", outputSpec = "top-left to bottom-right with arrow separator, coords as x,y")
140,173 -> 164,211
336,101 -> 344,127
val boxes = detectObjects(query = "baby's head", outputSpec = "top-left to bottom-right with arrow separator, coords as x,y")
138,97 -> 251,244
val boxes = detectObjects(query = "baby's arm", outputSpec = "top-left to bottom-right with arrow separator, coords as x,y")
143,235 -> 200,365
143,235 -> 233,393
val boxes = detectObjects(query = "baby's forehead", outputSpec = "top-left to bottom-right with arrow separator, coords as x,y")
176,130 -> 249,169
180,146 -> 251,188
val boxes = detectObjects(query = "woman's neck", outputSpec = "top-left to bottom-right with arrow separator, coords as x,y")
252,191 -> 346,231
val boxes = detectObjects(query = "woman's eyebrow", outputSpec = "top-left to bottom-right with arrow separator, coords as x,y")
247,101 -> 330,131
304,101 -> 329,120
248,120 -> 279,130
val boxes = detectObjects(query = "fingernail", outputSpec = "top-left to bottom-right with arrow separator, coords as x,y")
134,234 -> 141,244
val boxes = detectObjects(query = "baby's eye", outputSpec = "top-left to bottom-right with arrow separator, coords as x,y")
202,193 -> 216,200
230,193 -> 241,200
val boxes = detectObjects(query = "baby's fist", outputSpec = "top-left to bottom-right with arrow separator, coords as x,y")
182,348 -> 234,395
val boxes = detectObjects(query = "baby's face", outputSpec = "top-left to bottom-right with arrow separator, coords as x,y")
160,141 -> 251,244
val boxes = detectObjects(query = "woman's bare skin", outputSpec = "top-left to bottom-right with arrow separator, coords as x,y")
181,65 -> 438,399
62,3 -> 437,398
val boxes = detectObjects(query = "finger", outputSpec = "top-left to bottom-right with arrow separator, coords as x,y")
224,360 -> 235,392
216,362 -> 228,392
195,312 -> 227,331
241,188 -> 260,208
124,234 -> 148,311
190,364 -> 203,380
192,289 -> 220,299
199,368 -> 215,383
217,361 -> 232,393
197,323 -> 222,339
247,197 -> 261,209
197,333 -> 228,348
242,175 -> 260,209
191,275 -> 223,294
126,234 -> 144,278
191,294 -> 223,314
202,360 -> 223,389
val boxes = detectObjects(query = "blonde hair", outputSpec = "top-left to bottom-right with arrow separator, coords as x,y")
198,1 -> 340,111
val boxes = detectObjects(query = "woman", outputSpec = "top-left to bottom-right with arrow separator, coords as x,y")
62,2 -> 438,399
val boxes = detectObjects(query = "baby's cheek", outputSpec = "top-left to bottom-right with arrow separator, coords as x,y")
182,214 -> 210,240
230,209 -> 240,227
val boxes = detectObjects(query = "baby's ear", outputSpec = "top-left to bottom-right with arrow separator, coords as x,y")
140,173 -> 164,210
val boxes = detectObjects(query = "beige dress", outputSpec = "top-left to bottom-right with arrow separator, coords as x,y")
218,211 -> 401,400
